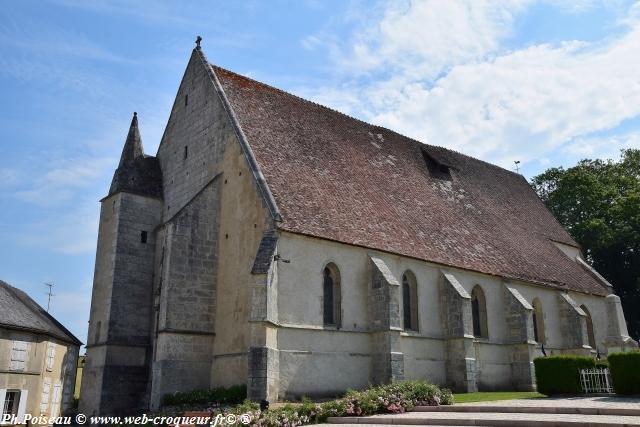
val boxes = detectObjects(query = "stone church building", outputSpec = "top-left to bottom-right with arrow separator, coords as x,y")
79,43 -> 636,415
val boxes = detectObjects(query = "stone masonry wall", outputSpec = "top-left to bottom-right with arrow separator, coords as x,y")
80,191 -> 162,415
157,52 -> 228,221
149,49 -> 273,408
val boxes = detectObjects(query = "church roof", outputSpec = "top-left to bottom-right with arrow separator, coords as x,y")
210,62 -> 611,297
0,280 -> 82,345
108,113 -> 163,199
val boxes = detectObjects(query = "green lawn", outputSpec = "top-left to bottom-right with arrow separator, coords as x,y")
453,391 -> 545,404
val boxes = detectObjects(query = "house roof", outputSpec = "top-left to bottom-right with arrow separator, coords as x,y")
0,280 -> 82,345
209,61 -> 610,296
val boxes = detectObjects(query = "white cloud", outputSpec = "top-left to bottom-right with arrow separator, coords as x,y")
303,0 -> 640,170
563,131 -> 640,159
15,157 -> 114,207
330,0 -> 529,79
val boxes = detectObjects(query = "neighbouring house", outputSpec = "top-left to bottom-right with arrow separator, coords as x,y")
79,42 -> 637,415
74,356 -> 85,400
0,280 -> 81,422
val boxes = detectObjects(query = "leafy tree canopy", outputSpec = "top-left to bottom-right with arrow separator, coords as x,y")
531,149 -> 640,340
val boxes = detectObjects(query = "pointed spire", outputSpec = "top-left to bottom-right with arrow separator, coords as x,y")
118,112 -> 144,168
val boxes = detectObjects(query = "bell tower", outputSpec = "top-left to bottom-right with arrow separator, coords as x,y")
79,113 -> 163,415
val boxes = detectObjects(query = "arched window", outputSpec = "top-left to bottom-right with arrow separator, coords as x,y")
471,285 -> 488,338
323,263 -> 341,327
532,298 -> 546,344
402,271 -> 418,331
580,304 -> 596,349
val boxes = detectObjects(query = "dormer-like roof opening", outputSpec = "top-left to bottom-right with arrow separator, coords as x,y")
421,149 -> 452,180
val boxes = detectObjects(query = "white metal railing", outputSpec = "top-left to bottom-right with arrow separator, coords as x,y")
580,368 -> 613,394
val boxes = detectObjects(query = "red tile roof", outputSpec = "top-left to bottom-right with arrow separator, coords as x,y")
212,64 -> 610,296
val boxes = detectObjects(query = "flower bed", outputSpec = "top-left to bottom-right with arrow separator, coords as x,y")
171,381 -> 452,427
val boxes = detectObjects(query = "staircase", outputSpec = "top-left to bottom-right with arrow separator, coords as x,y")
324,402 -> 640,426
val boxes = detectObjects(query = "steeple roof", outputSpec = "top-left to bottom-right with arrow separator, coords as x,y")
118,112 -> 144,167
108,113 -> 163,199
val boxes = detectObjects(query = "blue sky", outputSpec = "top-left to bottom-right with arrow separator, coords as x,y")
1,0 -> 639,347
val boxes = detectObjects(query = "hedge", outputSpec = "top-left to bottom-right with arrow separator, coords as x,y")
533,355 -> 595,395
162,384 -> 246,407
608,351 -> 640,395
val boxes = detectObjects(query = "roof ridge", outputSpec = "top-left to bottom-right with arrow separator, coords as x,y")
209,63 -> 526,180
0,280 -> 82,345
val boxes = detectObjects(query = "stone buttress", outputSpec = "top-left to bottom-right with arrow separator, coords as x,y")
439,272 -> 478,392
368,256 -> 404,385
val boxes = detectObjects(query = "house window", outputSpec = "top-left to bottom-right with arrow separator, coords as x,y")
322,263 -> 341,327
46,343 -> 56,371
471,286 -> 488,338
402,271 -> 418,331
532,298 -> 546,344
185,94 -> 188,106
2,390 -> 20,416
140,230 -> 148,244
581,304 -> 597,349
184,145 -> 188,159
10,341 -> 28,371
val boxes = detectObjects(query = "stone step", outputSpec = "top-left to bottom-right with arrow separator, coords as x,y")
327,411 -> 640,426
414,405 -> 640,416
324,425 -> 484,427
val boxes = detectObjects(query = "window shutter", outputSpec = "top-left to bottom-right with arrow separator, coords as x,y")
51,383 -> 61,417
10,341 -> 29,371
16,390 -> 28,421
46,343 -> 56,371
40,379 -> 51,413
0,389 -> 6,415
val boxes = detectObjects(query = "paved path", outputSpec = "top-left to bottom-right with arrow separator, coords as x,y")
456,396 -> 640,409
339,410 -> 640,424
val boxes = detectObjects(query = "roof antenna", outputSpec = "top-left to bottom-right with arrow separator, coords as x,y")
514,160 -> 521,174
44,282 -> 55,312
195,35 -> 202,49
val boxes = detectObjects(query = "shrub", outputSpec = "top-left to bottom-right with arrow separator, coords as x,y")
608,351 -> 640,395
534,355 -> 595,395
162,384 -> 246,407
594,359 -> 609,369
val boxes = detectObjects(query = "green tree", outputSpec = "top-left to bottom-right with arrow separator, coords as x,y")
531,149 -> 640,340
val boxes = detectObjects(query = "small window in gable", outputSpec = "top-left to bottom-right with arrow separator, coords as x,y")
185,94 -> 188,106
184,145 -> 188,160
421,150 -> 452,180
140,231 -> 148,244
